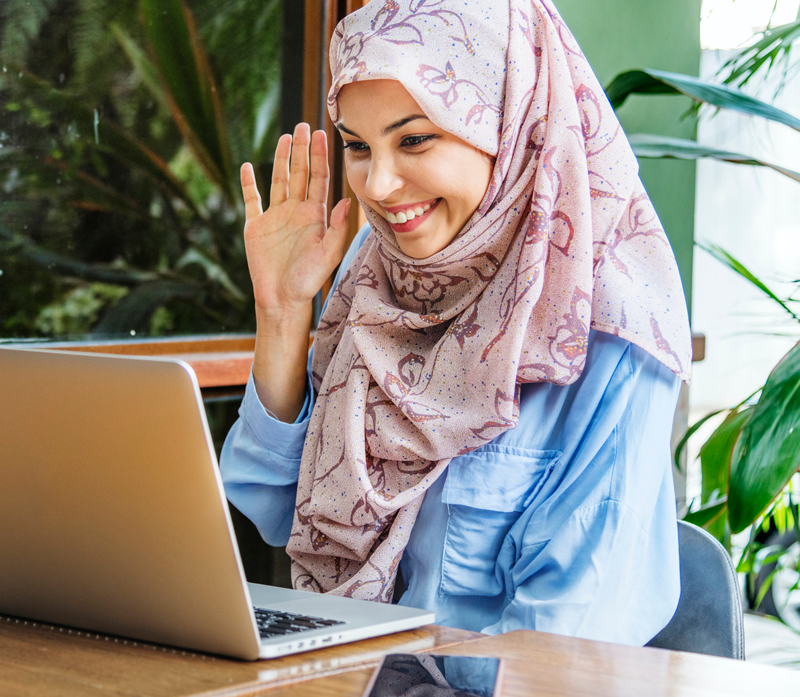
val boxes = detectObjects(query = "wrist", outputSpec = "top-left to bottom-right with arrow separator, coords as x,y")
255,302 -> 313,337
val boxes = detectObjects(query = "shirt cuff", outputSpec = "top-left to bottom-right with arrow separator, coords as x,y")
240,371 -> 313,461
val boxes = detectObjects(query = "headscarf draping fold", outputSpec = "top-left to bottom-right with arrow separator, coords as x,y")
286,0 -> 691,601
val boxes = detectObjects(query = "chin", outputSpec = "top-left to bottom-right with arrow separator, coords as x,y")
395,237 -> 443,260
394,226 -> 457,259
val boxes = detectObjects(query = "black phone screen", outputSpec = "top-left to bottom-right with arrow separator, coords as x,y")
364,653 -> 502,697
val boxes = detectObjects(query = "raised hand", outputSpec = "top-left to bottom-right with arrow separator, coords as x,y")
241,123 -> 350,422
241,123 -> 350,320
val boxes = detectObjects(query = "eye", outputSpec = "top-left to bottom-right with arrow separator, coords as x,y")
401,134 -> 435,148
343,141 -> 369,153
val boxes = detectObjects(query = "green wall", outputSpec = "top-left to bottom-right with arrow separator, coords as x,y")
554,0 -> 702,311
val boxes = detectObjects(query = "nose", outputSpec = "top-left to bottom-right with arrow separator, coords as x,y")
364,154 -> 404,203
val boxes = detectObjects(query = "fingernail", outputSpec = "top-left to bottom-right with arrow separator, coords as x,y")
345,199 -> 352,215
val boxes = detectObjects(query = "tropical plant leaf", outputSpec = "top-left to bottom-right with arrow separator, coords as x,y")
729,342 -> 800,532
605,69 -> 800,133
698,243 -> 800,324
0,221 -> 157,286
0,0 -> 60,65
604,70 -> 681,108
110,23 -> 169,112
40,157 -> 152,221
91,279 -> 198,335
673,407 -> 727,472
701,409 -> 753,504
628,134 -> 800,184
176,247 -> 245,301
684,499 -> 727,528
252,80 -> 280,163
140,0 -> 234,202
690,408 -> 752,542
718,18 -> 800,94
7,68 -> 200,214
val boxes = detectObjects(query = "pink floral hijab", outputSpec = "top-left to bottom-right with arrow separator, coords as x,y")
285,0 -> 691,601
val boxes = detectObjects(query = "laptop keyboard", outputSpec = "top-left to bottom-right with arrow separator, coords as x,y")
253,608 -> 344,639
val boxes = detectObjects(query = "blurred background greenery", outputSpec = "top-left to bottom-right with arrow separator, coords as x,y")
0,0 -> 303,340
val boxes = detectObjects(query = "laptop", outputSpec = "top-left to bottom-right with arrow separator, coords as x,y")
0,346 -> 435,660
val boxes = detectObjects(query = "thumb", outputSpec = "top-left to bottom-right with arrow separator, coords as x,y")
324,198 -> 351,260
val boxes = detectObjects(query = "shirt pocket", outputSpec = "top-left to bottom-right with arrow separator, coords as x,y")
440,446 -> 560,597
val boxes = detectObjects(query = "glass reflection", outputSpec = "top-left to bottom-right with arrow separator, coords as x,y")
0,0 -> 296,340
366,654 -> 501,697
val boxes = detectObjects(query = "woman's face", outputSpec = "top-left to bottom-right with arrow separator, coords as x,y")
336,80 -> 494,259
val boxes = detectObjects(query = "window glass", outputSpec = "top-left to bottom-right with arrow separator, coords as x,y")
0,0 -> 292,340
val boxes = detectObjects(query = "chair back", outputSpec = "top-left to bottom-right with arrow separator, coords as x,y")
646,520 -> 744,659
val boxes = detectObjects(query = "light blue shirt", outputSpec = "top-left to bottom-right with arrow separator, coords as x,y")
220,225 -> 681,646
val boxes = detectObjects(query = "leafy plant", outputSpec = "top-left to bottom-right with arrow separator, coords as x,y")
607,22 -> 800,627
716,15 -> 800,98
0,0 -> 282,338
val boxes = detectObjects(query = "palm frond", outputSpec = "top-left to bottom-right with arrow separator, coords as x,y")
629,134 -> 800,184
606,69 -> 800,132
718,17 -> 800,96
698,243 -> 800,324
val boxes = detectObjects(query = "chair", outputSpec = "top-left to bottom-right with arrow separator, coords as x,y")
646,520 -> 744,659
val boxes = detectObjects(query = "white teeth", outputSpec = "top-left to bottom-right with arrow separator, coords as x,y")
387,204 -> 434,225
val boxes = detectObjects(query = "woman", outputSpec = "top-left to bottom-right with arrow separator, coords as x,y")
221,0 -> 692,645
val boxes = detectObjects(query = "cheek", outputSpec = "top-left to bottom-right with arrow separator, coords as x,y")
432,149 -> 491,202
465,150 -> 493,186
344,158 -> 369,198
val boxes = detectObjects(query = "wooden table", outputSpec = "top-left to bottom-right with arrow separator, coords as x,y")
1,614 -> 795,696
0,616 -> 478,696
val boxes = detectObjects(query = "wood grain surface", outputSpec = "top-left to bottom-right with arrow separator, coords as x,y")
4,616 -> 797,696
433,629 -> 798,697
232,628 -> 799,697
0,616 -> 481,697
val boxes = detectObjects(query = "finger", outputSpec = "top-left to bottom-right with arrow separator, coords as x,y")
323,198 -> 351,264
288,123 -> 311,201
307,130 -> 330,204
270,134 -> 292,207
240,163 -> 263,221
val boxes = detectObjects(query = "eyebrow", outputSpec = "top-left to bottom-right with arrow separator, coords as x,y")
336,114 -> 429,138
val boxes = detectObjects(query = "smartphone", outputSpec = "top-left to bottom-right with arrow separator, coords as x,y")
362,653 -> 504,697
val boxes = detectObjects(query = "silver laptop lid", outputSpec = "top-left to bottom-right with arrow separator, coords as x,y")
0,347 -> 261,660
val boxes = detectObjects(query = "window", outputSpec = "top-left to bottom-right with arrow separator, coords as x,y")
1,0 -> 367,390
0,0 -> 368,344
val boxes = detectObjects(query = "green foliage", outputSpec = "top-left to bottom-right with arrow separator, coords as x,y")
717,17 -> 800,97
606,68 -> 800,132
36,283 -> 129,336
730,342 -> 800,533
140,0 -> 234,201
629,134 -> 800,184
607,21 -> 800,623
700,243 -> 800,324
673,247 -> 800,545
0,0 -> 283,338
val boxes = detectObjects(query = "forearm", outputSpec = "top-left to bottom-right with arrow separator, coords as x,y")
252,303 -> 313,423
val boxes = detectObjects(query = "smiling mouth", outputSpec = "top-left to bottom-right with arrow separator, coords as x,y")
382,199 -> 440,233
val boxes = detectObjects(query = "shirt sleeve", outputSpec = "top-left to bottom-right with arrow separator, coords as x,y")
219,372 -> 312,545
479,337 -> 682,645
219,223 -> 374,546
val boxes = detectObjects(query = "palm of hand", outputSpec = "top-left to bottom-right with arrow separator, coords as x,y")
240,125 -> 350,317
245,198 -> 330,311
